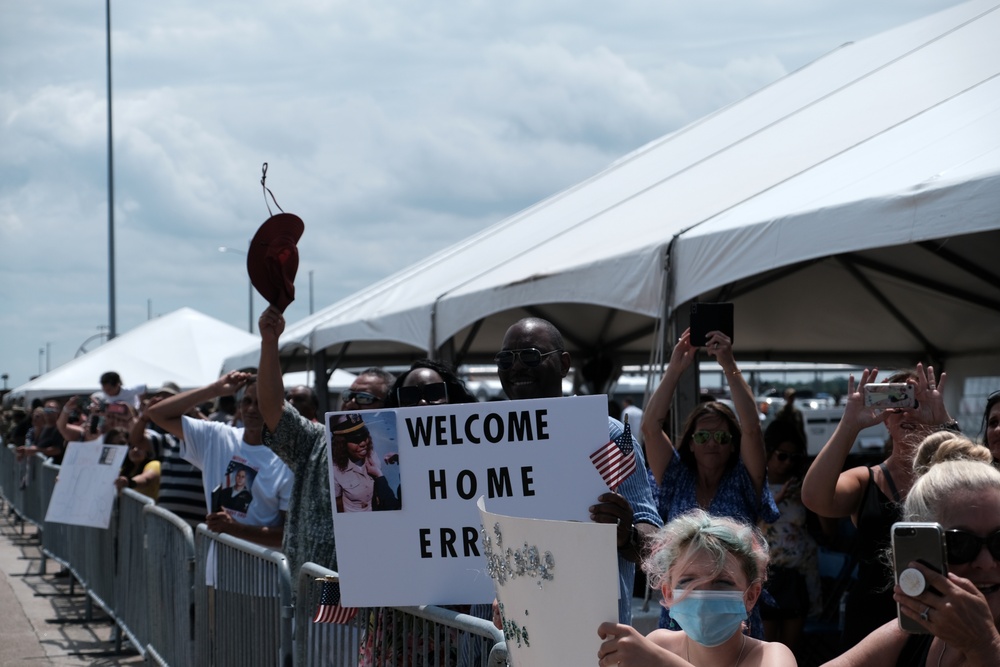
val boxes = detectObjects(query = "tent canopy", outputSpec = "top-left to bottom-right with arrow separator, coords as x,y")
223,0 -> 1000,386
8,308 -> 259,405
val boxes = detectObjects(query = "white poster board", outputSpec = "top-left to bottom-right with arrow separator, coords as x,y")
44,440 -> 127,529
326,395 -> 614,606
477,496 -> 619,667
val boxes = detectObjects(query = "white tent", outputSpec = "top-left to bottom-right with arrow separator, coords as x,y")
7,308 -> 259,405
223,0 -> 1000,400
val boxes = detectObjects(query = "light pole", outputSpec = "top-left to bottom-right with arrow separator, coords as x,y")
218,246 -> 253,333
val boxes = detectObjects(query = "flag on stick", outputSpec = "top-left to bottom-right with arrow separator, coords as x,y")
312,577 -> 357,624
590,414 -> 637,491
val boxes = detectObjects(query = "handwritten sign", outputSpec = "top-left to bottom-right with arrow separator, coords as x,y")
326,395 -> 612,606
44,440 -> 127,529
477,497 -> 619,667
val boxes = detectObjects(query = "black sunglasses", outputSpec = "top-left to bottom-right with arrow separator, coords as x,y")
397,382 -> 448,407
342,390 -> 382,407
945,528 -> 1000,564
339,429 -> 370,445
773,451 -> 801,463
494,348 -> 562,370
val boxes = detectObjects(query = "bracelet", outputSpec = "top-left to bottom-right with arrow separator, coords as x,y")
725,368 -> 742,376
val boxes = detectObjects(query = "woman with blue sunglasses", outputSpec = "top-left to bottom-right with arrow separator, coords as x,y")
824,438 -> 1000,667
643,328 -> 778,637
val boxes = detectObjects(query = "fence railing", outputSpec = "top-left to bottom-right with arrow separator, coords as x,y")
0,447 -> 508,666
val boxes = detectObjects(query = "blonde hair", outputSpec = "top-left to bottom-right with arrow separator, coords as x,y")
905,438 -> 1000,522
911,432 -> 988,476
643,509 -> 768,591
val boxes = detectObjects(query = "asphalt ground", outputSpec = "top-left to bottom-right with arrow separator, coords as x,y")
0,506 -> 144,666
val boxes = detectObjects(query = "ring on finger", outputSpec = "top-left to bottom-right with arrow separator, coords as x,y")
920,606 -> 931,622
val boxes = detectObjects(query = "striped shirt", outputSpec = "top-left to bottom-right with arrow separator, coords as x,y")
147,428 -> 206,527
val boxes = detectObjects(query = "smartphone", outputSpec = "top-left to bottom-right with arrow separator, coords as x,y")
863,383 -> 916,409
891,522 -> 947,634
689,302 -> 734,348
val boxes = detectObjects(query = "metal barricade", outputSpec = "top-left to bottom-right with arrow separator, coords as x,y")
38,459 -> 84,580
0,445 -> 16,510
79,504 -> 119,620
114,489 -> 154,655
293,562 -> 507,667
21,452 -> 48,527
144,504 -> 197,667
1,444 -> 26,527
194,525 -> 294,667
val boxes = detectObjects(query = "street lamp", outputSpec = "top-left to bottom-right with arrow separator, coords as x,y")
218,245 -> 253,333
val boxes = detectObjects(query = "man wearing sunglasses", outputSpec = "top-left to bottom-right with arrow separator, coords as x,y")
256,306 -> 394,582
495,317 -> 661,625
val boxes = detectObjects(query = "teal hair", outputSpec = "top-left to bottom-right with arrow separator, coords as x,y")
643,509 -> 769,591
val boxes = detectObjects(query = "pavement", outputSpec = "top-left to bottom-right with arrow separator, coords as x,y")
0,506 -> 144,667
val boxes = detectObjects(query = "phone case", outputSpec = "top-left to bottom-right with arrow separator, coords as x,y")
891,522 -> 947,634
863,383 -> 916,409
689,302 -> 734,347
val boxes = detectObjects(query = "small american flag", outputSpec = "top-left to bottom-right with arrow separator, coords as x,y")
590,414 -> 637,491
312,577 -> 357,624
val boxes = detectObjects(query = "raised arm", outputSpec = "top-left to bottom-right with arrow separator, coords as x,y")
643,329 -> 698,485
707,330 -> 767,495
148,371 -> 254,440
56,396 -> 85,443
802,368 -> 887,519
257,306 -> 285,432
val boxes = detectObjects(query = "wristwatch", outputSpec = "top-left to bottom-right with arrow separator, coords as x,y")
936,420 -> 961,433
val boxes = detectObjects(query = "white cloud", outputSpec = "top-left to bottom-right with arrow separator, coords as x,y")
0,0 -> 964,388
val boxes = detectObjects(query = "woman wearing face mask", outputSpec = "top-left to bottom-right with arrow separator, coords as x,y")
598,509 -> 796,666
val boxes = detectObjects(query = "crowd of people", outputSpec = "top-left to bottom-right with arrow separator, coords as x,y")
2,313 -> 999,667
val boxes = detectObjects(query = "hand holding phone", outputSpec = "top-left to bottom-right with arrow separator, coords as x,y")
689,302 -> 734,348
892,521 -> 947,634
864,383 -> 917,409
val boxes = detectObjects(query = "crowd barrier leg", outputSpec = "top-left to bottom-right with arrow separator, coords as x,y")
144,505 -> 197,667
294,562 -> 507,667
114,488 -> 154,656
196,525 -> 294,667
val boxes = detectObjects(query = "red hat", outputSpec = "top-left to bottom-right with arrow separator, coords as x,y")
247,213 -> 304,312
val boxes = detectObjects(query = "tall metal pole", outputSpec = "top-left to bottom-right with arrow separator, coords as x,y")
106,0 -> 117,339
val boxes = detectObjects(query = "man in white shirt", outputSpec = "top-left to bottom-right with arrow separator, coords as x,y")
147,371 -> 292,548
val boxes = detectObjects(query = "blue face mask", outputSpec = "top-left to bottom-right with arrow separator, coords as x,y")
669,589 -> 748,647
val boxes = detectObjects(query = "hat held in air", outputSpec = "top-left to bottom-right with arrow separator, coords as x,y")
247,212 -> 304,313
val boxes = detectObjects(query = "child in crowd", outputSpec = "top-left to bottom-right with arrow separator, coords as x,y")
598,510 -> 797,666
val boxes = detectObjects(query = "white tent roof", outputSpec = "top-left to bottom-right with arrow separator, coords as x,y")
9,308 -> 259,405
282,369 -> 357,392
223,0 -> 1000,376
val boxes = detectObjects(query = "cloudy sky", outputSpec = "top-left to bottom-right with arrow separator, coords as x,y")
0,0 -> 960,390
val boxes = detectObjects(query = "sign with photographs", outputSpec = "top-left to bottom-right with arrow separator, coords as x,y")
326,395 -> 613,606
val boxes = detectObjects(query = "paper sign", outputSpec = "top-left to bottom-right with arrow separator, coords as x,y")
477,496 -> 619,667
44,440 -> 127,529
326,395 -> 613,606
